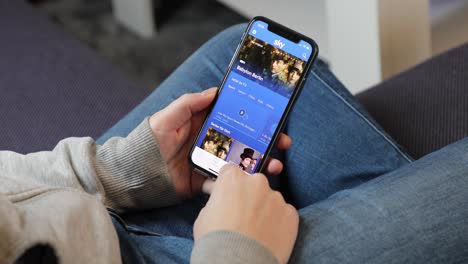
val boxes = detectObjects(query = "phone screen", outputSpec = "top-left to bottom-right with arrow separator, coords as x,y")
191,19 -> 316,176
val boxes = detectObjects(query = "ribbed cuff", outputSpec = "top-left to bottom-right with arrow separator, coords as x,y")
191,231 -> 278,264
95,117 -> 179,211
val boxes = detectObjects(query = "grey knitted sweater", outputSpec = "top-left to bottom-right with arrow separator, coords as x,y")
0,118 -> 277,264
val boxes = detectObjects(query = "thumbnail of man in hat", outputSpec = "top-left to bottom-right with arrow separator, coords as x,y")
239,148 -> 254,171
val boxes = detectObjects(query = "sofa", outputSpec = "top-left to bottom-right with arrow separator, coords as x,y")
1,0 -> 467,161
0,0 -> 149,154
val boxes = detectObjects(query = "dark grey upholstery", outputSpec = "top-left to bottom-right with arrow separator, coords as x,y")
357,44 -> 468,159
0,0 -> 149,153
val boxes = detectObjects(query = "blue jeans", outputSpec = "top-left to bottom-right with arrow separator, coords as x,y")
98,25 -> 468,263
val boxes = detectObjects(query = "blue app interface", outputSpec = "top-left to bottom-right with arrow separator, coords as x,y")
192,21 -> 313,174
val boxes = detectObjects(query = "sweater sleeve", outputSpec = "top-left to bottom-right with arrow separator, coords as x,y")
0,117 -> 179,212
191,231 -> 279,264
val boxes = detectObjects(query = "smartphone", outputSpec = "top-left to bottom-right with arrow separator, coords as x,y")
189,16 -> 318,179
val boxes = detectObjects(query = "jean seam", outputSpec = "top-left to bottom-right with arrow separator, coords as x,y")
311,71 -> 413,163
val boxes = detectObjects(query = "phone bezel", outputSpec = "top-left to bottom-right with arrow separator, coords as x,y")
188,16 -> 319,179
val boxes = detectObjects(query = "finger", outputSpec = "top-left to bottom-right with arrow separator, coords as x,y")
264,157 -> 284,176
215,164 -> 247,188
218,163 -> 245,178
209,164 -> 251,197
276,133 -> 292,150
202,178 -> 216,194
176,119 -> 192,142
158,88 -> 217,128
178,87 -> 217,114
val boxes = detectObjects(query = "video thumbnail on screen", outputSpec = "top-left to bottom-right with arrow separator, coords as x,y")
234,35 -> 306,98
201,127 -> 233,161
200,127 -> 262,173
226,140 -> 261,173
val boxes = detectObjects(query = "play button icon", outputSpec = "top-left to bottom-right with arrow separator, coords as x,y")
239,109 -> 248,120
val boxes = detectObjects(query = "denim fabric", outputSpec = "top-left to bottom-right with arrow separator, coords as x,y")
282,58 -> 412,209
99,24 -> 467,263
291,138 -> 468,263
110,211 -> 193,264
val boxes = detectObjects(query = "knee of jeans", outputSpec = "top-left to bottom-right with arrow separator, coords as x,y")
206,23 -> 247,53
312,58 -> 330,73
192,23 -> 248,74
219,23 -> 248,39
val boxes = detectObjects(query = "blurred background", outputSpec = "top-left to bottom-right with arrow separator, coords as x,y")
30,0 -> 468,94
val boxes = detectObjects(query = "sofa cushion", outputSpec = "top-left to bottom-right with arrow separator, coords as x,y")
357,43 -> 468,159
0,0 -> 149,153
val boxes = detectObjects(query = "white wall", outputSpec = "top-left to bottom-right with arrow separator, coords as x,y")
326,0 -> 431,93
217,0 -> 431,94
217,0 -> 330,60
326,0 -> 382,92
431,0 -> 468,56
379,0 -> 431,80
112,0 -> 155,38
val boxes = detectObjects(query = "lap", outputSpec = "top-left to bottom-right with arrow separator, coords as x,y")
113,139 -> 468,264
97,23 -> 411,210
100,23 -> 421,263
111,213 -> 193,264
282,60 -> 411,208
291,138 -> 468,263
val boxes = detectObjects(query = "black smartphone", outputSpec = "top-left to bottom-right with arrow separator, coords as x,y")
189,16 -> 318,179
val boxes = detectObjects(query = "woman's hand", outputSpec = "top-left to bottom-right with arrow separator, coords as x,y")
194,165 -> 299,264
149,88 -> 292,198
